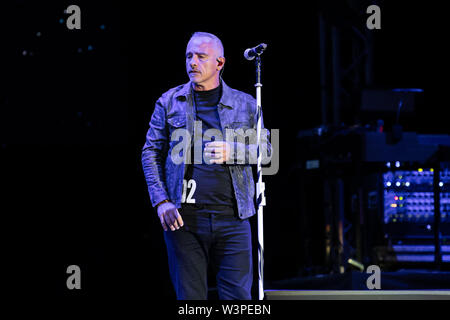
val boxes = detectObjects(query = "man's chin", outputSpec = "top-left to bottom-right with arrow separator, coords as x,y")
189,75 -> 203,83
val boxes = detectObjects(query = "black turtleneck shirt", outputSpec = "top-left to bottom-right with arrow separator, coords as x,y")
183,84 -> 235,206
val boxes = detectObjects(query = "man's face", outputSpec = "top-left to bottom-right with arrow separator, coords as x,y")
186,37 -> 222,89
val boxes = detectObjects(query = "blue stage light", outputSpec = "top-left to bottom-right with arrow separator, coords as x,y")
392,88 -> 424,93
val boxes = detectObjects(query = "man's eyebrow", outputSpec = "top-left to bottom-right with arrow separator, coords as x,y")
186,51 -> 209,56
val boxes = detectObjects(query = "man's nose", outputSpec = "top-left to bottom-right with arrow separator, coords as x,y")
189,56 -> 199,68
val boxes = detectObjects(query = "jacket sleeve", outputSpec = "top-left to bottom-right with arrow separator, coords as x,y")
141,97 -> 170,207
227,97 -> 272,165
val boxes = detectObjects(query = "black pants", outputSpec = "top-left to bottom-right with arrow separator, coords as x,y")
163,204 -> 253,300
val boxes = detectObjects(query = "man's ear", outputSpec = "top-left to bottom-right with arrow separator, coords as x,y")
216,57 -> 225,68
217,57 -> 225,77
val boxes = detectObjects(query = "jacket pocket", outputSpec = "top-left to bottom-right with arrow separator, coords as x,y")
167,116 -> 189,166
167,116 -> 188,140
167,116 -> 186,128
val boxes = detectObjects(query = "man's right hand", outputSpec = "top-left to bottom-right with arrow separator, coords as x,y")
157,201 -> 184,231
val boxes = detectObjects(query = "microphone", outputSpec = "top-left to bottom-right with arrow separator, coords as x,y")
244,43 -> 267,60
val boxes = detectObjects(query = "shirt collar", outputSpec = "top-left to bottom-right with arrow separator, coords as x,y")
174,78 -> 235,109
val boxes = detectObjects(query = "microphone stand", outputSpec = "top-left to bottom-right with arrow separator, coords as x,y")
254,54 -> 265,300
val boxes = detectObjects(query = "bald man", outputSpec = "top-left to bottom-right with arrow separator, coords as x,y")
142,32 -> 271,300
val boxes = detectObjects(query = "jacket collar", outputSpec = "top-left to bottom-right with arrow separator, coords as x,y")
174,78 -> 235,109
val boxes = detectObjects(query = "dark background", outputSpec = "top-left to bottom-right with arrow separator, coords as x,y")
1,0 -> 448,301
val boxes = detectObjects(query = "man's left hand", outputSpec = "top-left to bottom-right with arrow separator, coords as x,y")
204,141 -> 231,164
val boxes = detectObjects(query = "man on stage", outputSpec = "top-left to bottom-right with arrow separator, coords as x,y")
142,32 -> 271,300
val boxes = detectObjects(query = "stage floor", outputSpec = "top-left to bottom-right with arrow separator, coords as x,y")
265,290 -> 450,300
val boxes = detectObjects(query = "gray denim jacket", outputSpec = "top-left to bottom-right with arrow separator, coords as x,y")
141,79 -> 271,219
